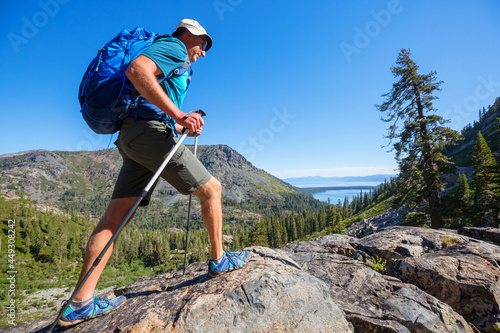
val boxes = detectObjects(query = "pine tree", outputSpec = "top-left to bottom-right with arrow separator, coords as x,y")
491,118 -> 500,224
296,214 -> 305,239
51,227 -> 68,263
249,219 -> 269,246
317,210 -> 326,231
161,236 -> 171,264
24,230 -> 32,254
266,218 -> 274,246
455,172 -> 471,204
376,48 -> 459,228
190,234 -> 205,263
282,217 -> 289,244
450,172 -> 473,227
232,229 -> 241,250
290,216 -> 298,241
471,131 -> 497,217
31,220 -> 43,255
326,201 -> 335,231
491,162 -> 500,224
237,224 -> 249,248
331,211 -> 343,234
342,198 -> 350,219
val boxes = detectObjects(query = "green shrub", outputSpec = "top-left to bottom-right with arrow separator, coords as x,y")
442,235 -> 460,247
371,256 -> 387,274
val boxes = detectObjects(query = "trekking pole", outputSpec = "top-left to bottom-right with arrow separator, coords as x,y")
183,134 -> 199,275
48,110 -> 205,332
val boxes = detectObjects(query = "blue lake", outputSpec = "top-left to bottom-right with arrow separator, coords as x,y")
313,188 -> 373,204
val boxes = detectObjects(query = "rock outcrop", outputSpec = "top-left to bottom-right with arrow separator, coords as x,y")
345,208 -> 408,238
4,226 -> 500,333
459,227 -> 500,245
354,227 -> 500,333
4,247 -> 353,333
282,233 -> 475,333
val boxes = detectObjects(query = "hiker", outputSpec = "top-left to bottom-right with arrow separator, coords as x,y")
59,19 -> 249,327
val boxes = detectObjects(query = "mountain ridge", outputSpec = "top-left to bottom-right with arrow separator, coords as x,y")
0,145 -> 324,227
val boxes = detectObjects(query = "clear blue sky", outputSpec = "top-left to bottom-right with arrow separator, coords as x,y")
1,1 -> 499,179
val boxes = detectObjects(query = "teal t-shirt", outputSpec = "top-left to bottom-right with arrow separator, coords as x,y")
133,36 -> 192,125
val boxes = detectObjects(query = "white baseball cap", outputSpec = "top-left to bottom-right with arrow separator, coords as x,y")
174,19 -> 213,51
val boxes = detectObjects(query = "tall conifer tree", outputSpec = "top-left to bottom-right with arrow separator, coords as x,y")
376,49 -> 459,228
451,172 -> 473,226
455,172 -> 471,204
492,118 -> 500,223
471,132 -> 497,216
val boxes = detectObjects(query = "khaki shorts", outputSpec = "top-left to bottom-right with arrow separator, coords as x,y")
112,118 -> 212,206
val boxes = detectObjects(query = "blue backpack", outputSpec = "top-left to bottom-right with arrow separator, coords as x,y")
78,27 -> 190,134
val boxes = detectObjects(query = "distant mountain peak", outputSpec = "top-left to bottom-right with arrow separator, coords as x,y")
0,149 -> 48,159
0,145 -> 317,223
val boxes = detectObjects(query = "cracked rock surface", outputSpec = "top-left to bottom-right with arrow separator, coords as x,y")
5,247 -> 352,333
282,232 -> 475,333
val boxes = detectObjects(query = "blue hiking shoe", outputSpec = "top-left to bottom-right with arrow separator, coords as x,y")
208,250 -> 250,278
58,296 -> 125,327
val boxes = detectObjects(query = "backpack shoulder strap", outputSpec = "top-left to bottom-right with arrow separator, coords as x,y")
165,55 -> 191,81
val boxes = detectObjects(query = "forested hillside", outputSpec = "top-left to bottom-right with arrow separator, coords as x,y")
447,97 -> 500,167
437,97 -> 500,227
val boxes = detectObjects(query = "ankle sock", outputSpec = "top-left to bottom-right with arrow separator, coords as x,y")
71,297 -> 93,310
211,253 -> 225,265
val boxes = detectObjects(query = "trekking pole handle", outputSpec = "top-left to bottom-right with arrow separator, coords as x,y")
185,109 -> 206,117
182,109 -> 206,135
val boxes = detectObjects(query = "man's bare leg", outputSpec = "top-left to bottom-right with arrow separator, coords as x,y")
73,197 -> 138,302
193,176 -> 224,260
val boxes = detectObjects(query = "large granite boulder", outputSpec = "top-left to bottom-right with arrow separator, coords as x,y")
282,234 -> 474,333
2,247 -> 352,333
354,226 -> 500,333
355,226 -> 456,261
393,239 -> 500,332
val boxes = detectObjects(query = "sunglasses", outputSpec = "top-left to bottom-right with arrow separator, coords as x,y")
196,35 -> 207,51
